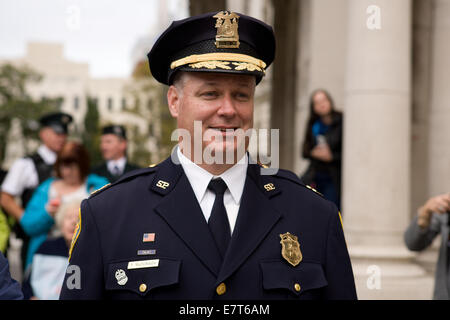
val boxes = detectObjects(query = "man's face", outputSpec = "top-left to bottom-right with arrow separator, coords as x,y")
100,134 -> 127,161
167,72 -> 256,164
39,127 -> 67,153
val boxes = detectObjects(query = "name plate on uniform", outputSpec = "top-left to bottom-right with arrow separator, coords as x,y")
127,259 -> 160,270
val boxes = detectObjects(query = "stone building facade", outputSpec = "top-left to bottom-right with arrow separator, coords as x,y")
0,42 -> 164,168
224,0 -> 450,299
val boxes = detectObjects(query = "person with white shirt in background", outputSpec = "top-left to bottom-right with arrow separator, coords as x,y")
91,125 -> 140,183
0,112 -> 73,271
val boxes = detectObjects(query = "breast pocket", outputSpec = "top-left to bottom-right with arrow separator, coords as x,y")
105,257 -> 181,299
260,260 -> 328,299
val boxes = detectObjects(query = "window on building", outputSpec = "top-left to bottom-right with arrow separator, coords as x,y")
74,96 -> 79,110
121,98 -> 127,110
148,123 -> 154,136
147,98 -> 153,112
107,97 -> 113,111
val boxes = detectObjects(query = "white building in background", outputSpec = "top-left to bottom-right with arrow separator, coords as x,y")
0,42 -> 163,168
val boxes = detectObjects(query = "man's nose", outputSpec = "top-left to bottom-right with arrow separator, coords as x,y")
217,95 -> 237,117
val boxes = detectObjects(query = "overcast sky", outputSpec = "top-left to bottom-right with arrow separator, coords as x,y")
0,0 -> 189,78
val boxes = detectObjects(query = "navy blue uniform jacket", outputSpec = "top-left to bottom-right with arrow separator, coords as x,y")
60,156 -> 357,300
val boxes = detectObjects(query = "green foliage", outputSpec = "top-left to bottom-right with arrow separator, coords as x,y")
0,64 -> 61,164
158,86 -> 177,157
125,67 -> 177,165
129,125 -> 152,167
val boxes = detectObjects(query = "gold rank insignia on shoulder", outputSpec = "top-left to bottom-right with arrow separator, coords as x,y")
264,183 -> 275,192
280,232 -> 302,267
306,184 -> 323,196
213,11 -> 240,48
89,183 -> 111,198
68,208 -> 82,262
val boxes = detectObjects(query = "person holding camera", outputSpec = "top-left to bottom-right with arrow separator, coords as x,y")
404,192 -> 450,300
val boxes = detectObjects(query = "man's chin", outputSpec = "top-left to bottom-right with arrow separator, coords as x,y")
202,143 -> 246,165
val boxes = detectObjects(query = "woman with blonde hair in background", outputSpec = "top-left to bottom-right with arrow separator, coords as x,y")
20,141 -> 108,269
22,197 -> 84,299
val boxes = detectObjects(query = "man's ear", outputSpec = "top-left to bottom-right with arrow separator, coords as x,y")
167,85 -> 180,118
38,128 -> 47,141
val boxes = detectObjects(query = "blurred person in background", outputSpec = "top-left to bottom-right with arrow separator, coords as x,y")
91,125 -> 140,183
0,251 -> 23,299
22,197 -> 83,300
404,192 -> 450,300
0,112 -> 73,271
19,141 -> 108,269
300,89 -> 343,210
0,169 -> 10,254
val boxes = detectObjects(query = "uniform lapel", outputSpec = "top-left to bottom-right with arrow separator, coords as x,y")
216,163 -> 283,284
153,155 -> 222,277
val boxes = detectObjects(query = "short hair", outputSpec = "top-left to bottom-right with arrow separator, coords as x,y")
54,141 -> 90,180
172,71 -> 187,90
54,197 -> 84,230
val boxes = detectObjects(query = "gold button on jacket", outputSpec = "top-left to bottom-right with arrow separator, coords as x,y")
139,283 -> 147,293
216,283 -> 226,295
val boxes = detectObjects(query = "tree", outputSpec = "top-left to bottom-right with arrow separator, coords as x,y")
0,63 -> 61,165
129,125 -> 152,167
82,97 -> 102,166
130,60 -> 177,164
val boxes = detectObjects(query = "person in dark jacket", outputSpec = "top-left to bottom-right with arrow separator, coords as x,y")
0,112 -> 72,271
0,251 -> 23,300
91,125 -> 140,183
60,11 -> 356,300
301,89 -> 343,210
404,192 -> 450,300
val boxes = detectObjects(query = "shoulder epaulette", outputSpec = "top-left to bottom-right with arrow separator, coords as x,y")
275,169 -> 324,198
89,166 -> 158,199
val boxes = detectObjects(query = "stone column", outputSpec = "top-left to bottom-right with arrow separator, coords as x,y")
343,0 -> 432,299
270,0 -> 300,171
294,0 -> 349,176
427,0 -> 450,197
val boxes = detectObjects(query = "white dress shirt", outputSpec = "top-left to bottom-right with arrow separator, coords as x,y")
1,145 -> 56,196
177,147 -> 248,234
106,157 -> 126,176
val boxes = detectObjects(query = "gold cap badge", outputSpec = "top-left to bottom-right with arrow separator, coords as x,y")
213,11 -> 240,49
280,232 -> 302,267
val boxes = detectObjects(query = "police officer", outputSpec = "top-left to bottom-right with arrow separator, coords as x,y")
91,125 -> 140,183
60,11 -> 356,300
0,111 -> 72,270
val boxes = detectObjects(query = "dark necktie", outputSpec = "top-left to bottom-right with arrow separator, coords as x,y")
112,165 -> 121,176
208,178 -> 231,259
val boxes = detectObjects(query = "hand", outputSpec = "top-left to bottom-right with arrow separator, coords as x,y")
45,198 -> 61,216
310,144 -> 333,162
422,193 -> 450,216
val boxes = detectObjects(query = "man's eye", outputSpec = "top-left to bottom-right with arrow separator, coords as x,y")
235,92 -> 250,101
201,91 -> 219,99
